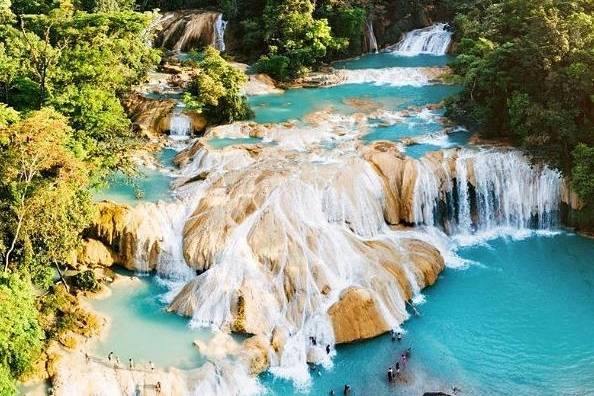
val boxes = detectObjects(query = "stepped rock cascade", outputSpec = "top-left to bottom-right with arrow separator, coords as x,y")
364,19 -> 379,53
390,23 -> 453,56
74,33 -> 576,395
156,10 -> 227,52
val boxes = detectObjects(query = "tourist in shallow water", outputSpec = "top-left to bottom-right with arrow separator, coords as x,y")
326,344 -> 331,354
400,353 -> 407,368
388,367 -> 394,382
155,381 -> 161,394
397,332 -> 402,342
391,330 -> 396,342
150,360 -> 155,371
129,358 -> 134,369
343,384 -> 351,395
108,351 -> 114,362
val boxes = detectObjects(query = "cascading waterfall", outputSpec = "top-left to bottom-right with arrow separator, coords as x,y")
213,13 -> 227,52
412,150 -> 563,234
391,23 -> 452,56
169,103 -> 192,140
364,19 -> 379,53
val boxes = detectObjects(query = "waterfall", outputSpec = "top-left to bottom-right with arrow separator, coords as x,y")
169,103 -> 191,140
391,23 -> 452,56
213,13 -> 227,52
364,19 -> 378,53
412,150 -> 563,233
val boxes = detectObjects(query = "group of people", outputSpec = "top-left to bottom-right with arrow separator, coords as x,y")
387,347 -> 411,383
105,352 -> 155,372
328,384 -> 351,395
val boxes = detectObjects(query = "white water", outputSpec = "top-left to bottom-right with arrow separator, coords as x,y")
213,13 -> 227,52
169,104 -> 192,140
364,19 -> 378,53
340,67 -> 441,86
391,23 -> 452,56
412,150 -> 563,234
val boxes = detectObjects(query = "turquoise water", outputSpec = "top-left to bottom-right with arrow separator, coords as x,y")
94,149 -> 177,205
362,110 -> 444,143
405,130 -> 472,158
249,84 -> 460,124
208,137 -> 263,149
92,275 -> 210,370
262,233 -> 594,395
334,53 -> 453,69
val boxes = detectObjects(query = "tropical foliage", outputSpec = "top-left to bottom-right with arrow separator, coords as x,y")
183,46 -> 253,123
446,0 -> 594,203
0,0 -> 160,392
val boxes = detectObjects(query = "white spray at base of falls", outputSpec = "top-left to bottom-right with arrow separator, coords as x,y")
412,150 -> 563,236
390,23 -> 452,56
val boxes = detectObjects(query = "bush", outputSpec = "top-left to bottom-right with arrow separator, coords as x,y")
0,274 -> 43,392
256,0 -> 346,81
183,46 -> 253,124
572,144 -> 594,206
71,269 -> 99,292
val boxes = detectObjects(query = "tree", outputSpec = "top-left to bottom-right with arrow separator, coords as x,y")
447,0 -> 594,176
183,47 -> 253,124
572,144 -> 594,206
256,0 -> 346,80
0,273 -> 43,394
0,108 -> 93,279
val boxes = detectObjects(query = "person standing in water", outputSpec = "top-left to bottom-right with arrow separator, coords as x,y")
343,384 -> 351,395
401,353 -> 408,368
387,367 -> 394,382
397,332 -> 402,342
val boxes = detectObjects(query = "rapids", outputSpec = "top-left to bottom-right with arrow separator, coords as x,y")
82,24 -> 594,396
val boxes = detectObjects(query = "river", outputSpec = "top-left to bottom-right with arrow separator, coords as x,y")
89,24 -> 594,396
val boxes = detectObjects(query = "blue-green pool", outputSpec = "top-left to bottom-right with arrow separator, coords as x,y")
92,275 -> 210,370
94,149 -> 178,205
334,53 -> 453,70
249,84 -> 460,124
208,137 -> 264,149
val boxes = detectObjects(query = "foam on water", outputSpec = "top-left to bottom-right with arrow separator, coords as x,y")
340,67 -> 443,86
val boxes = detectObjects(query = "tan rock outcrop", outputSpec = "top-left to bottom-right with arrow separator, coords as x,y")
401,239 -> 445,288
88,202 -> 164,271
77,239 -> 116,267
241,336 -> 271,375
328,287 -> 391,344
122,93 -> 176,138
